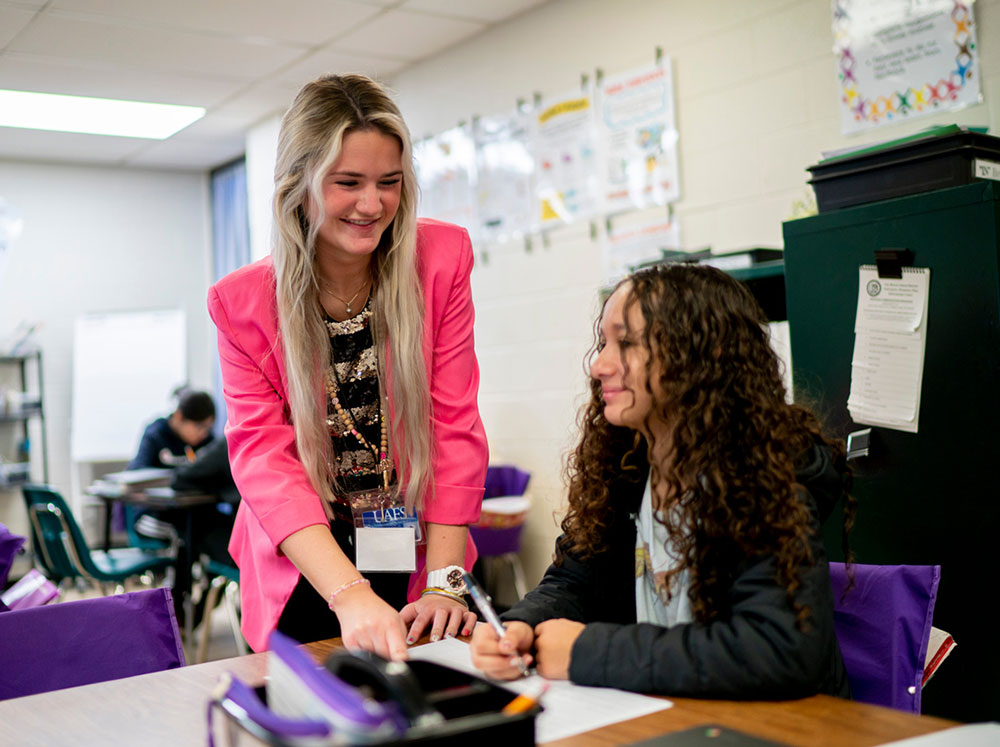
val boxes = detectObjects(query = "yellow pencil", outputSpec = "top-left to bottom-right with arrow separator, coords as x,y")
501,679 -> 549,715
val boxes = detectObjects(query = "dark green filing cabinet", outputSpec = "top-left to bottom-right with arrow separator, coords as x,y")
783,182 -> 1000,722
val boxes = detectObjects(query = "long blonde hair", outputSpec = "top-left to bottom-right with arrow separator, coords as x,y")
271,74 -> 431,511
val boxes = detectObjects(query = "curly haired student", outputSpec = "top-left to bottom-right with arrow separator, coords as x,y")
471,263 -> 854,698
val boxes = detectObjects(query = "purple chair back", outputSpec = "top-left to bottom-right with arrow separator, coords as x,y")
469,525 -> 523,556
829,562 -> 940,714
483,466 -> 530,499
472,467 -> 531,558
0,522 -> 26,589
0,587 -> 185,700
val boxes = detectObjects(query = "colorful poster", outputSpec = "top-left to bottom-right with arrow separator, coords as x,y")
598,61 -> 680,212
413,124 -> 479,241
834,0 -> 981,134
602,214 -> 680,286
531,88 -> 602,227
473,111 -> 536,243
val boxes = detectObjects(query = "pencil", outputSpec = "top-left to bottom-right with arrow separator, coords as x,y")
501,680 -> 549,715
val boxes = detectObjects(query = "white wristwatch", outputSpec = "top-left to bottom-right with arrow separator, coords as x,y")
426,565 -> 467,595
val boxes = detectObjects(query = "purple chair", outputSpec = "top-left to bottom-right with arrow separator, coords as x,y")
0,587 -> 185,700
469,466 -> 531,603
829,562 -> 940,714
0,522 -> 26,589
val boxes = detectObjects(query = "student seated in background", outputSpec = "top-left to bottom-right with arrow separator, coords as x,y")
471,264 -> 855,699
128,388 -> 235,559
128,389 -> 215,470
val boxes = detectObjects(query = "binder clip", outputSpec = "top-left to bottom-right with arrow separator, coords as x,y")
846,428 -> 872,461
874,248 -> 913,279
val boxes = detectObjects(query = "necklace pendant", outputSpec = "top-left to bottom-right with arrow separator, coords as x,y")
345,303 -> 352,314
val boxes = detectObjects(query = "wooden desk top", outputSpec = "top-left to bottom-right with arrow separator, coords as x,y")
0,639 -> 958,747
88,485 -> 217,508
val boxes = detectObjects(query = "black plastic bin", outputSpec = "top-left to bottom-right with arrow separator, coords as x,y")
807,127 -> 1000,212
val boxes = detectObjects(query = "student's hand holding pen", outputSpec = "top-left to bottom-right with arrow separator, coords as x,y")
470,620 -> 535,680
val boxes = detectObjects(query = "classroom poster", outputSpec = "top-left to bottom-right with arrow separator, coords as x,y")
833,0 -> 981,134
531,88 -> 603,227
598,61 -> 680,213
473,110 -> 537,243
602,212 -> 680,286
413,124 -> 480,243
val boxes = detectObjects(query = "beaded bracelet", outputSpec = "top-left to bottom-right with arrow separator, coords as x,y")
327,578 -> 371,609
420,587 -> 469,609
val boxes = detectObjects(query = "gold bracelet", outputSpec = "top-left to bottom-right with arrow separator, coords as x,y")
420,588 -> 469,609
327,578 -> 370,609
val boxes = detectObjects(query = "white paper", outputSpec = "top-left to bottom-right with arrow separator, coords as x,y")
532,88 -> 603,227
847,266 -> 930,433
875,722 -> 1000,746
598,61 -> 681,212
408,636 -> 672,743
833,0 -> 982,134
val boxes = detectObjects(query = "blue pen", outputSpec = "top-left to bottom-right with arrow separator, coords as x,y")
462,571 -> 529,677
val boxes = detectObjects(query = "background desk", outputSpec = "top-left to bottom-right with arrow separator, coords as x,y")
0,638 -> 958,746
87,485 -> 217,656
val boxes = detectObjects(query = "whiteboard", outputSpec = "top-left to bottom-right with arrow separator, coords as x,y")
71,309 -> 186,462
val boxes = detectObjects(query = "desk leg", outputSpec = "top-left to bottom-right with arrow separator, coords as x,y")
103,498 -> 113,553
181,511 -> 195,663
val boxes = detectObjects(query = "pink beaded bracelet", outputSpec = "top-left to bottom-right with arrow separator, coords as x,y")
327,578 -> 370,609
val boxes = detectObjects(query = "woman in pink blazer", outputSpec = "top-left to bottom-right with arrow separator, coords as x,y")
207,74 -> 487,656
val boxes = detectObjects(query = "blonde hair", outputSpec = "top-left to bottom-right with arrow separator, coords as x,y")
271,74 -> 431,512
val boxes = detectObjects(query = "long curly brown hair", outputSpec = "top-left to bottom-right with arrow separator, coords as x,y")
561,263 -> 853,626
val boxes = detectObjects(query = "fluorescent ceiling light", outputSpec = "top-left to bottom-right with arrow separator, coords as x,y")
0,89 -> 205,139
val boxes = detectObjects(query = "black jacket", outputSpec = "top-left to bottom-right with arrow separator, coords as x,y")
501,444 -> 850,699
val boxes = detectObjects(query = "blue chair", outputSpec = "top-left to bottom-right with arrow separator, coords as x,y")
21,485 -> 174,594
195,557 -> 247,663
829,562 -> 941,713
0,587 -> 184,699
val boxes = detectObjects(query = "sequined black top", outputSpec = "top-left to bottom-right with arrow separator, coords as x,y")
325,297 -> 386,512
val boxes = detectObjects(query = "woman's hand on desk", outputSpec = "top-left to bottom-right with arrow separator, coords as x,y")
400,594 -> 477,644
533,618 -> 585,680
329,584 -> 409,661
470,620 -> 535,680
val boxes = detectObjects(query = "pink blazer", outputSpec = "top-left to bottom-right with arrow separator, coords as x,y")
207,218 -> 488,651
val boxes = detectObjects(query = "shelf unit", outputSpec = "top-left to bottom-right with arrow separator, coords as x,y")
0,351 -> 49,489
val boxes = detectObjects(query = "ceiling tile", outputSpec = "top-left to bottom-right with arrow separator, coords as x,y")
0,5 -> 37,48
7,11 -> 306,80
209,80 -> 303,122
400,0 -> 549,23
0,52 -> 243,106
0,125 -> 151,164
274,46 -> 408,86
334,8 -> 485,62
48,0 -> 384,46
124,132 -> 246,171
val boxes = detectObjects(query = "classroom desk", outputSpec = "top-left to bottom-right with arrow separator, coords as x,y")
87,484 -> 218,657
87,483 -> 216,553
0,637 -> 959,747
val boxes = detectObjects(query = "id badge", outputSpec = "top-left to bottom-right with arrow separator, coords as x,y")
346,487 -> 420,573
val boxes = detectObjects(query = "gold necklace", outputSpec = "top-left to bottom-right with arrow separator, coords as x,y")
321,277 -> 370,315
324,367 -> 391,488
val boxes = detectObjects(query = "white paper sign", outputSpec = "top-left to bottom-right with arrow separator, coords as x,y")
847,266 -> 930,432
